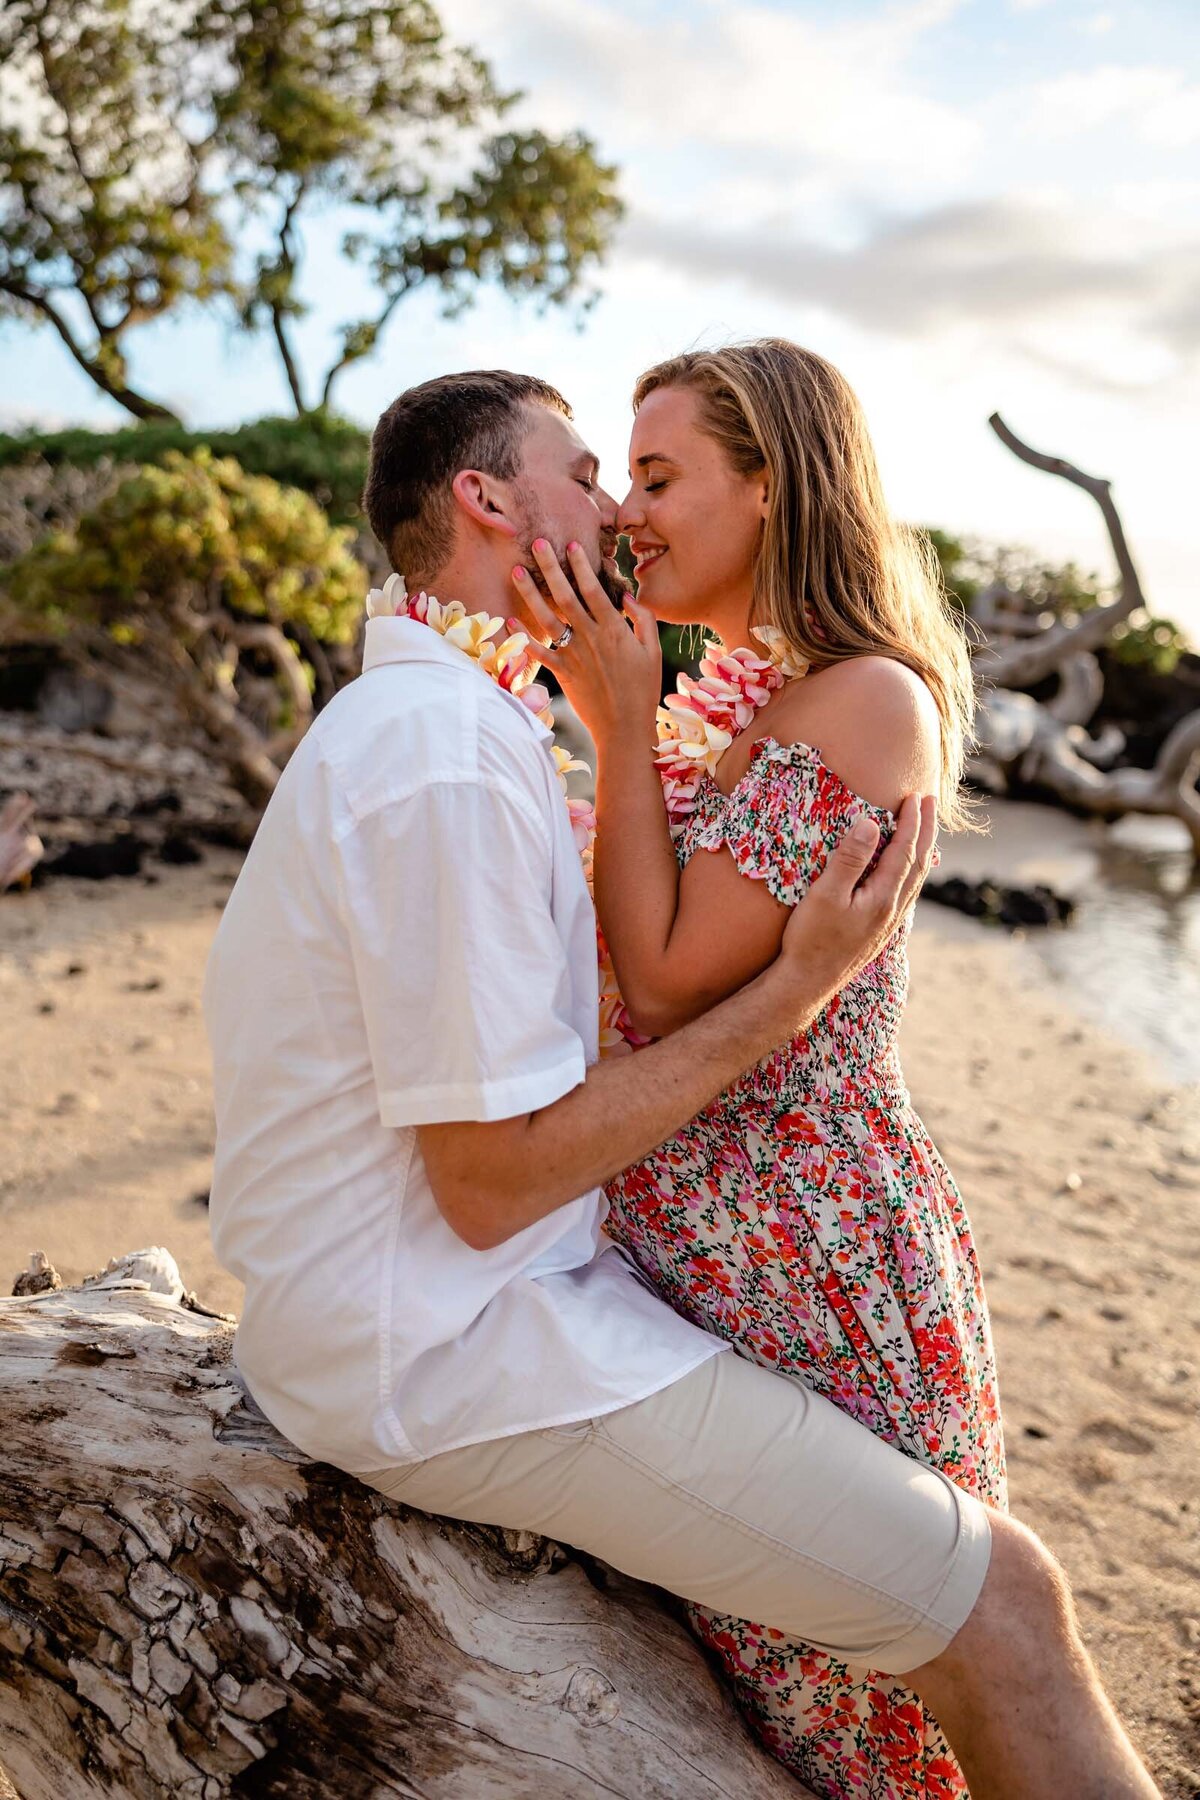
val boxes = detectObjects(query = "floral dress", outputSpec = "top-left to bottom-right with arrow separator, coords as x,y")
603,736 -> 1007,1800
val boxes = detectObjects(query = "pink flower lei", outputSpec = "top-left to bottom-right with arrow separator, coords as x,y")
366,574 -> 800,1053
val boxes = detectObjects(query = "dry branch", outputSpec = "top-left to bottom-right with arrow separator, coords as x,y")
974,414 -> 1200,852
980,415 -> 1149,688
0,792 -> 42,889
0,1252 -> 806,1800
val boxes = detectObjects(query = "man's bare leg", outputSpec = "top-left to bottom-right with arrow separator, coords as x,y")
910,1512 -> 1160,1799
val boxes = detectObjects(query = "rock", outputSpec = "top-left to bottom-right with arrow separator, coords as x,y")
42,837 -> 144,881
36,669 -> 112,734
159,832 -> 203,866
129,791 -> 183,817
922,876 -> 1075,929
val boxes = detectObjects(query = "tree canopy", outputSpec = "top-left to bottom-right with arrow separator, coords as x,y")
0,0 -> 622,422
0,0 -> 234,421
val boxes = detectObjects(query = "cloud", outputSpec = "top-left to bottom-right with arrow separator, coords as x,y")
441,0 -> 976,193
619,195 -> 1200,375
1029,65 -> 1200,147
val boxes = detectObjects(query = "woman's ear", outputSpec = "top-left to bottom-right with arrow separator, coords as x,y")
757,476 -> 770,521
451,469 -> 520,540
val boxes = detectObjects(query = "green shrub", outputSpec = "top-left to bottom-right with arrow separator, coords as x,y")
1108,613 -> 1190,675
6,449 -> 366,646
0,412 -> 370,525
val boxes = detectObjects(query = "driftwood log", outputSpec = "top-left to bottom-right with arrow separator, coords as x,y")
0,793 -> 41,891
0,1251 -> 807,1800
971,416 -> 1200,852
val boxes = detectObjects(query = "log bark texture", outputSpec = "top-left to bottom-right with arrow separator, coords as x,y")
0,1263 -> 806,1800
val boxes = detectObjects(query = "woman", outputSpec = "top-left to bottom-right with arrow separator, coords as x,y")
512,339 -> 1005,1799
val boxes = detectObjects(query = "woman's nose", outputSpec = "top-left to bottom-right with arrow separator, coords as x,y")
616,485 -> 642,534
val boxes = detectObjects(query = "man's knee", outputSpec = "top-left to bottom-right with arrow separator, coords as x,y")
982,1512 -> 1075,1636
913,1511 -> 1077,1694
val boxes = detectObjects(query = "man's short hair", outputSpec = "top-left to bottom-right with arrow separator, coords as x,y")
363,370 -> 572,582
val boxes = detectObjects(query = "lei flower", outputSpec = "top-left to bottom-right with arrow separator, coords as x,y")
366,575 -> 799,1053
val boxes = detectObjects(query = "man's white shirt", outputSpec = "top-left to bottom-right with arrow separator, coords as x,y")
203,613 -> 720,1473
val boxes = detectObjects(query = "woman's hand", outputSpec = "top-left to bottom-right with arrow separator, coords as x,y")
511,540 -> 662,751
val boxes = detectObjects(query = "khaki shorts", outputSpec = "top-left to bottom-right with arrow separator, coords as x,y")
361,1348 -> 991,1674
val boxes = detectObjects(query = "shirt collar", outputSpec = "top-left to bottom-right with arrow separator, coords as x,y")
362,613 -> 554,744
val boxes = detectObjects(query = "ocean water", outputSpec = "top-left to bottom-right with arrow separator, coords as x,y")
937,803 -> 1199,1087
1027,818 -> 1200,1086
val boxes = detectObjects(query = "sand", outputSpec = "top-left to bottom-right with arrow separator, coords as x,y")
1,813 -> 1198,1795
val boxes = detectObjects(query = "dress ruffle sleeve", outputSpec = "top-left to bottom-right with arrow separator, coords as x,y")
685,737 -> 896,909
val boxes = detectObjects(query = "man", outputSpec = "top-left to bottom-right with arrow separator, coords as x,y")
204,370 -> 1158,1799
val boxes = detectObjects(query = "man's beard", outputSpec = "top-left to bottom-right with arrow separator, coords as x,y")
512,503 -> 630,613
516,533 -> 630,612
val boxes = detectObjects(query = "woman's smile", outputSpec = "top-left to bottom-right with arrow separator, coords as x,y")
632,542 -> 668,574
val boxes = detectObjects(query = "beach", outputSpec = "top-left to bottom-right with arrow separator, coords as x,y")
1,807 -> 1198,1795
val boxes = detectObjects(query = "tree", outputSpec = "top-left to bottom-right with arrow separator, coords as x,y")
0,0 -> 235,423
965,415 -> 1200,853
923,527 -> 1187,676
0,0 -> 623,424
198,0 -> 623,414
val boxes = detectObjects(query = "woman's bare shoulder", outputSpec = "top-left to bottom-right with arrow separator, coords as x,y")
767,655 -> 939,813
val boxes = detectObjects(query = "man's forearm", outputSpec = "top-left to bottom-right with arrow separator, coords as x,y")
421,798 -> 927,1252
421,960 -> 824,1251
508,959 -> 823,1231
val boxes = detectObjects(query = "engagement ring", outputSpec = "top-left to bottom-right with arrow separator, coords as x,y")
550,625 -> 574,651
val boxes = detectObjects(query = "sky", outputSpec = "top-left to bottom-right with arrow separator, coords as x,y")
2,0 -> 1198,640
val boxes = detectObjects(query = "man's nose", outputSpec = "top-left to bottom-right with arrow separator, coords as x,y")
596,485 -> 618,529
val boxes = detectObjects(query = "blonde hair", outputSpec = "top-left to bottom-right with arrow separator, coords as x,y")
633,339 -> 978,832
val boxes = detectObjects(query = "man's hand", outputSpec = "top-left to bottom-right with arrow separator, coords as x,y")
770,794 -> 937,1028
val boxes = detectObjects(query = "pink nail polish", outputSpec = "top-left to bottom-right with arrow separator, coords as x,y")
532,538 -> 548,553
512,566 -> 527,581
567,541 -> 580,553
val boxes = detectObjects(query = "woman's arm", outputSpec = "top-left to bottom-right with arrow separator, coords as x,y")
422,796 -> 936,1249
511,542 -> 693,1035
633,660 -> 942,1034
513,546 -> 939,1040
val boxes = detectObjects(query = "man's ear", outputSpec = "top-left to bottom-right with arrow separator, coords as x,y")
451,469 -> 521,540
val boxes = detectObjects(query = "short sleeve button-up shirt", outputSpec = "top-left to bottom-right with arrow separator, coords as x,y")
203,614 -> 720,1473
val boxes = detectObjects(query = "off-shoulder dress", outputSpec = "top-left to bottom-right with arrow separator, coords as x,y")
603,737 -> 1007,1800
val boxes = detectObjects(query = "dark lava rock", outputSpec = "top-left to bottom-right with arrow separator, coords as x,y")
922,876 -> 1075,928
42,837 -> 144,880
130,789 -> 183,817
159,831 -> 203,866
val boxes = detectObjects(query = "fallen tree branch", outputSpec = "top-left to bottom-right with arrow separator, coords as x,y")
1022,708 -> 1200,852
981,415 -> 1149,687
0,792 -> 42,889
0,1251 -> 806,1800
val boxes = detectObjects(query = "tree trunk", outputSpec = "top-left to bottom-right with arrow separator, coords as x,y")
3,288 -> 182,426
0,1255 -> 807,1800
